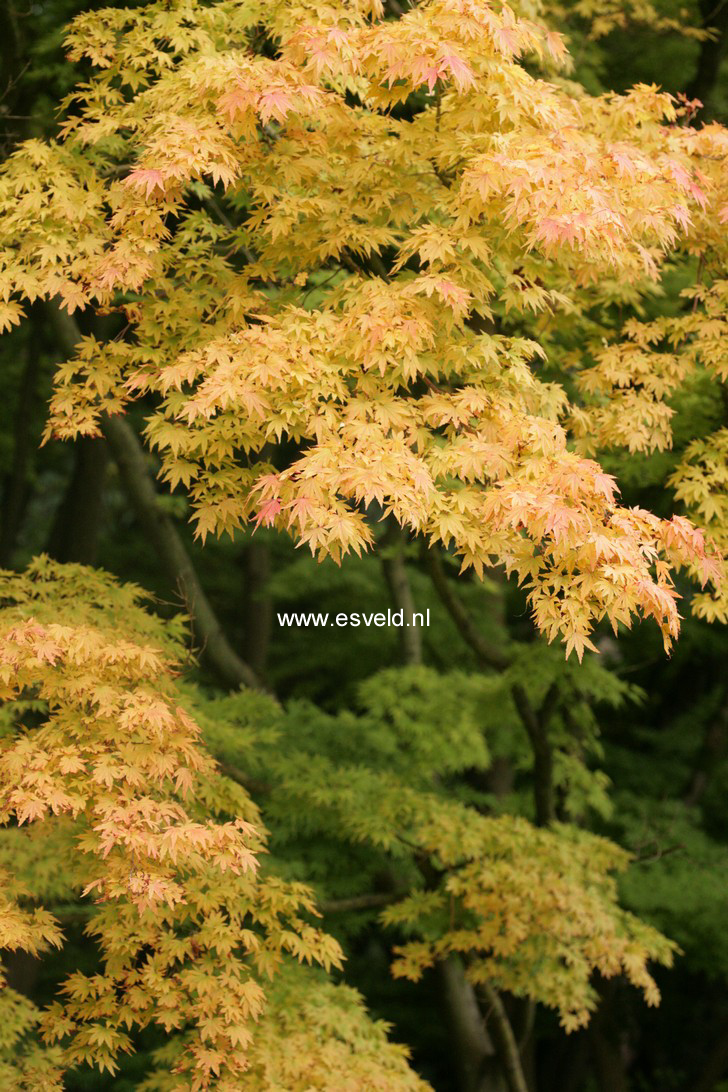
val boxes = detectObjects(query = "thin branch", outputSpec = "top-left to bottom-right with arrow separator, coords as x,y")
45,303 -> 263,693
512,682 -> 555,827
215,763 -> 271,795
319,892 -> 400,913
424,545 -> 558,825
424,545 -> 511,671
478,979 -> 530,1092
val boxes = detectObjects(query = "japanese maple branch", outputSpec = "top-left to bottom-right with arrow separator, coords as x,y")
102,415 -> 264,691
512,681 -> 557,827
46,303 -> 264,693
477,980 -> 530,1092
319,892 -> 401,913
425,544 -> 557,825
423,545 -> 511,671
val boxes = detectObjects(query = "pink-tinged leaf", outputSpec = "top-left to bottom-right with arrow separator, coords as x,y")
254,498 -> 282,527
535,218 -> 572,248
420,64 -> 443,93
545,30 -> 567,63
218,85 -> 257,122
671,204 -> 691,230
439,49 -> 475,92
636,244 -> 658,278
252,473 -> 281,500
123,168 -> 166,198
257,88 -> 293,124
285,494 -> 317,528
494,24 -> 521,56
592,470 -> 619,502
689,180 -> 708,208
435,279 -> 471,312
610,146 -> 636,176
668,162 -> 692,190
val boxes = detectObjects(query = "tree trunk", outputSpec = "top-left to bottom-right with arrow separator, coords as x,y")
46,436 -> 109,564
0,320 -> 41,565
241,538 -> 272,680
440,956 -> 506,1092
589,983 -> 630,1092
684,1017 -> 728,1092
382,521 -> 423,666
685,0 -> 728,119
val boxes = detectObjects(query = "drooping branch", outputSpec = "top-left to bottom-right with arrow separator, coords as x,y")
478,979 -> 530,1092
425,545 -> 558,825
423,545 -> 511,671
319,892 -> 401,913
46,304 -> 263,692
512,682 -> 557,827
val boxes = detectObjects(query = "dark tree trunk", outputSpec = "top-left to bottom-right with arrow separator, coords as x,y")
440,956 -> 506,1092
48,303 -> 263,692
0,323 -> 41,565
382,521 -> 423,666
46,436 -> 109,565
686,0 -> 728,119
242,538 -> 272,679
684,1017 -> 728,1092
589,983 -> 631,1092
2,949 -> 41,997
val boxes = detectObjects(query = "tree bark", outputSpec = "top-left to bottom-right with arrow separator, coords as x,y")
440,956 -> 506,1092
478,979 -> 530,1092
424,545 -> 510,671
588,982 -> 630,1092
684,1016 -> 728,1092
100,413 -> 262,691
511,682 -> 556,827
424,545 -> 557,828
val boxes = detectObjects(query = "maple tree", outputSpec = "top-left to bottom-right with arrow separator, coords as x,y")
2,0 -> 728,1089
2,0 -> 727,658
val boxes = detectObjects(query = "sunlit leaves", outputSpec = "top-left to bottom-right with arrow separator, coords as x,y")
2,0 -> 724,654
0,560 -> 346,1088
